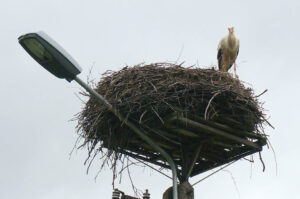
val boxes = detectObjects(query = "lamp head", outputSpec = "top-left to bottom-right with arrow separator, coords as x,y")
18,31 -> 82,82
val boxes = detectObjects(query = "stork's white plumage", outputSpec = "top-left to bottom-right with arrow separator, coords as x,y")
217,27 -> 239,76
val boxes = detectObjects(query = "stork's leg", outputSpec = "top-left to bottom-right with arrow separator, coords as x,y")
234,62 -> 238,78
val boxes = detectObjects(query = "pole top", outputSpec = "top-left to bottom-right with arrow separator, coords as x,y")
143,189 -> 150,199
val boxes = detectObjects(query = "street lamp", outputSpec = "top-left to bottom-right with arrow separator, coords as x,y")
18,31 -> 178,199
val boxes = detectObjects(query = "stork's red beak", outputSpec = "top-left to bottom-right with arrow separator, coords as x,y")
228,27 -> 234,33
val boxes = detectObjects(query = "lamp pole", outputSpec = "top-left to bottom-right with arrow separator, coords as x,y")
74,76 -> 178,199
18,31 -> 178,199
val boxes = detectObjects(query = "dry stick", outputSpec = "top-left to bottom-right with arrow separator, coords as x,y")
151,106 -> 165,124
190,114 -> 265,140
94,153 -> 111,182
74,92 -> 86,104
262,115 -> 275,129
243,157 -> 254,163
250,155 -> 254,179
133,158 -> 173,180
204,91 -> 221,120
186,144 -> 203,179
145,127 -> 181,145
192,160 -> 237,186
147,81 -> 158,92
118,161 -> 139,174
69,135 -> 82,158
120,150 -> 170,169
172,117 -> 261,150
86,151 -> 98,174
259,152 -> 265,172
255,89 -> 268,98
126,158 -> 142,197
175,45 -> 185,63
139,110 -> 148,124
84,141 -> 98,166
267,139 -> 278,175
86,61 -> 96,85
118,155 -> 126,184
222,169 -> 241,199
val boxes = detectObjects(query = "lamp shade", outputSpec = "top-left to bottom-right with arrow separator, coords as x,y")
18,31 -> 82,82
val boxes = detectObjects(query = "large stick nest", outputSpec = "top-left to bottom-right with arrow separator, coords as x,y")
76,63 -> 269,181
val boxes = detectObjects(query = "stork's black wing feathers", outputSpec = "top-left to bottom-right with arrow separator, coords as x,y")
217,48 -> 223,70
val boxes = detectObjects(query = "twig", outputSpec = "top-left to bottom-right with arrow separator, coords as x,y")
250,155 -> 253,179
192,160 -> 237,186
255,89 -> 268,98
262,115 -> 275,129
243,157 -> 254,163
133,158 -> 172,180
118,161 -> 139,174
74,92 -> 86,104
151,106 -> 164,124
222,169 -> 241,199
204,91 -> 221,120
175,45 -> 185,63
267,140 -> 278,175
259,152 -> 265,172
148,81 -> 158,92
139,110 -> 147,124
86,151 -> 98,174
69,136 -> 82,159
126,158 -> 142,197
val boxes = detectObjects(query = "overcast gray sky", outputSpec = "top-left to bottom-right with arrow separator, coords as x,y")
1,0 -> 299,198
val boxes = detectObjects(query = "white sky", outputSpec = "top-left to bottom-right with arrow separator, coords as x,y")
1,0 -> 299,198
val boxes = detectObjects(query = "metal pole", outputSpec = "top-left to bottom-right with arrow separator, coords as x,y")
74,76 -> 178,199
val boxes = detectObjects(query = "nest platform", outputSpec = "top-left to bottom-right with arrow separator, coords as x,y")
76,63 -> 268,182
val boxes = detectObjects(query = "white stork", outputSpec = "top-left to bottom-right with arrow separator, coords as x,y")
217,27 -> 240,76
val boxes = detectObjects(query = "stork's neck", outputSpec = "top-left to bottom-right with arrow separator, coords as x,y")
228,33 -> 236,47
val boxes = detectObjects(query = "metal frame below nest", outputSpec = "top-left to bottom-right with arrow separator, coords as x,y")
113,113 -> 266,183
